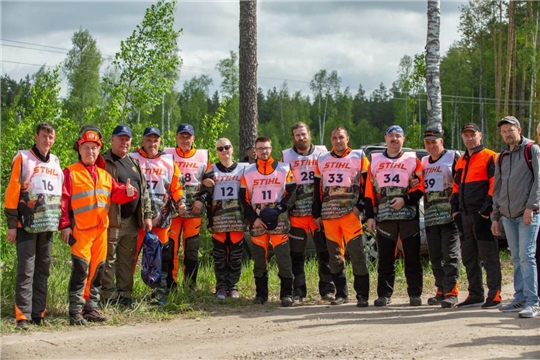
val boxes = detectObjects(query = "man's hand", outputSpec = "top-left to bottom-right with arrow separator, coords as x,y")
367,218 -> 376,233
190,200 -> 203,216
490,220 -> 499,236
352,207 -> 361,218
452,212 -> 459,219
144,218 -> 152,231
523,208 -> 535,226
253,218 -> 267,229
177,201 -> 187,216
125,178 -> 134,197
202,178 -> 215,187
61,228 -> 72,244
314,217 -> 323,230
409,175 -> 419,188
390,197 -> 405,210
6,229 -> 16,243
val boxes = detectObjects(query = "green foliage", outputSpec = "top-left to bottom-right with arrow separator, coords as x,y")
103,0 -> 182,124
198,100 -> 230,164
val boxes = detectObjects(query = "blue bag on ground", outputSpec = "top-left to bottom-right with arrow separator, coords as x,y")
141,230 -> 162,288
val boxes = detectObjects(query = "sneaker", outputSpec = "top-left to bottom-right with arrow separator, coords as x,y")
253,297 -> 267,305
292,295 -> 304,305
16,320 -> 29,331
216,289 -> 227,300
321,293 -> 335,302
499,302 -> 525,312
331,297 -> 349,305
456,297 -> 484,308
69,312 -> 87,326
228,289 -> 240,299
481,300 -> 501,309
518,305 -> 540,318
374,296 -> 391,307
410,296 -> 422,306
82,309 -> 108,322
441,296 -> 458,308
427,294 -> 445,306
356,296 -> 369,308
281,296 -> 294,307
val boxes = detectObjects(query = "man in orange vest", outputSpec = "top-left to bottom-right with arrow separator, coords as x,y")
4,122 -> 63,330
59,126 -> 138,326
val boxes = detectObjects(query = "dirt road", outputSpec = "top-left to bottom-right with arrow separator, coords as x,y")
2,284 -> 539,359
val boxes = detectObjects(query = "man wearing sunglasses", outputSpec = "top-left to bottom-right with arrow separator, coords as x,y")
240,136 -> 296,306
282,122 -> 335,304
164,123 -> 212,292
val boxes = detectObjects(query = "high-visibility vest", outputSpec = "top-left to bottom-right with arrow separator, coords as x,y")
210,162 -> 247,234
68,162 -> 112,230
18,150 -> 63,233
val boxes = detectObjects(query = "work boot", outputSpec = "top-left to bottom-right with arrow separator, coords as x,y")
427,293 -> 445,306
82,309 -> 108,322
374,296 -> 391,307
16,320 -> 30,330
70,312 -> 87,326
281,296 -> 294,307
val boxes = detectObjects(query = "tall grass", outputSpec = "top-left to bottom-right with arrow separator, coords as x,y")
0,228 -> 514,333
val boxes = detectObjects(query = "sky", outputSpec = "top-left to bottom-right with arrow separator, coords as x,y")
1,0 -> 468,98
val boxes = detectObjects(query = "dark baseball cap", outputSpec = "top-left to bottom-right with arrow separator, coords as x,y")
424,125 -> 443,140
143,126 -> 161,137
385,125 -> 405,136
176,123 -> 195,135
461,123 -> 480,133
497,116 -> 521,128
112,124 -> 132,138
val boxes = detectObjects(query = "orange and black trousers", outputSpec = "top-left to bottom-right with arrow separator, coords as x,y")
168,217 -> 202,289
68,227 -> 107,314
289,215 -> 334,298
14,228 -> 53,322
322,212 -> 369,300
212,232 -> 244,292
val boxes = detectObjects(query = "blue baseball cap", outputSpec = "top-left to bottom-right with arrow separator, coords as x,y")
112,124 -> 132,138
176,123 -> 195,135
385,125 -> 405,136
143,126 -> 161,137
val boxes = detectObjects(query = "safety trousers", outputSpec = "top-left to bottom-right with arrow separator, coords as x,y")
212,232 -> 244,291
169,217 -> 202,289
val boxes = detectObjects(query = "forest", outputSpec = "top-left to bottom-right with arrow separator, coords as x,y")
1,0 -> 539,189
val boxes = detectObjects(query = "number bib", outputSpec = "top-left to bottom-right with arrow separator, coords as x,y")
18,150 -> 63,233
210,163 -> 247,234
130,152 -> 175,228
317,150 -> 364,219
421,150 -> 456,226
164,148 -> 208,218
370,152 -> 418,221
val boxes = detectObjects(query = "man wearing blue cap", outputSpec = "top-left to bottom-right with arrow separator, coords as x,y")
164,123 -> 211,290
365,125 -> 425,306
101,124 -> 153,307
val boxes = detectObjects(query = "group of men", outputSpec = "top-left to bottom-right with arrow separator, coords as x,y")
5,117 -> 539,330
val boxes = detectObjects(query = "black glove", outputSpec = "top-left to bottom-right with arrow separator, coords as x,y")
259,207 -> 280,230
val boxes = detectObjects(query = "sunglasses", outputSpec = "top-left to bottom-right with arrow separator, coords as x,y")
216,145 -> 232,152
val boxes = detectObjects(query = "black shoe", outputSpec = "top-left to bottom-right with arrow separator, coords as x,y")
456,297 -> 484,308
82,309 -> 108,322
253,297 -> 267,305
118,297 -> 133,308
356,296 -> 369,308
374,296 -> 391,307
441,296 -> 458,308
69,312 -> 87,326
30,317 -> 48,326
331,297 -> 349,305
410,296 -> 422,306
481,300 -> 501,309
281,296 -> 294,307
292,295 -> 303,305
427,294 -> 445,306
321,293 -> 335,302
16,320 -> 30,330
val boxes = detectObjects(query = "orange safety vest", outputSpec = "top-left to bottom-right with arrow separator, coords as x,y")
68,163 -> 112,230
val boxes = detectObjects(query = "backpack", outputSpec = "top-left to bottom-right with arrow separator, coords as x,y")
498,142 -> 536,173
141,230 -> 162,288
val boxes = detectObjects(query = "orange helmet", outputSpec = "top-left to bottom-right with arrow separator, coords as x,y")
74,125 -> 103,151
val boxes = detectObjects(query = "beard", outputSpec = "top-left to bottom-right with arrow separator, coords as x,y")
294,139 -> 310,151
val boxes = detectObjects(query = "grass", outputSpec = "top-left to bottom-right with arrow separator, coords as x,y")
0,228 -> 515,333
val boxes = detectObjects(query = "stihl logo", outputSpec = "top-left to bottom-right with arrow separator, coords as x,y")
177,162 -> 199,169
253,178 -> 281,185
378,162 -> 406,170
323,162 -> 350,170
217,175 -> 241,182
33,167 -> 59,176
292,159 -> 317,168
144,168 -> 164,175
423,166 -> 442,175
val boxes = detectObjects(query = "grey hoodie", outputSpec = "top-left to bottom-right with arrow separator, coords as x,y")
492,137 -> 540,221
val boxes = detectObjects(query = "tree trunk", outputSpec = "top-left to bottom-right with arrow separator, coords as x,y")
504,0 -> 515,117
529,4 -> 539,138
426,0 -> 443,133
239,0 -> 258,153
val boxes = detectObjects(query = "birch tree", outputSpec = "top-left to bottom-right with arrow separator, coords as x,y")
426,0 -> 443,133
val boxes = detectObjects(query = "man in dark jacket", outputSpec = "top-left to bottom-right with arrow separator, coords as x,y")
451,123 -> 502,309
101,125 -> 152,307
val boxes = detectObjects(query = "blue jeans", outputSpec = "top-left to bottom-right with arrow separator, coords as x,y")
501,213 -> 540,306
